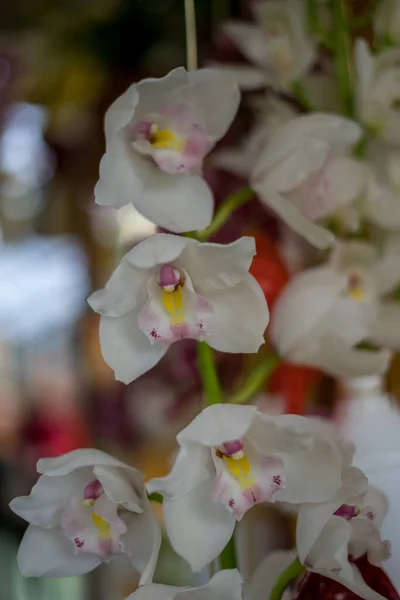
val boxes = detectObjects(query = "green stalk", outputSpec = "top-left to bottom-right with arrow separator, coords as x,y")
306,0 -> 333,49
231,353 -> 280,405
195,187 -> 254,242
219,534 -> 237,570
197,341 -> 223,405
291,81 -> 317,113
332,0 -> 354,118
269,558 -> 306,600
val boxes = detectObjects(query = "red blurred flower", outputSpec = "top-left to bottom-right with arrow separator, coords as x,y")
268,362 -> 322,415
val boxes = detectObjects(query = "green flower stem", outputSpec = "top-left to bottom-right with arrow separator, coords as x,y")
219,534 -> 237,570
197,341 -> 223,405
195,187 -> 254,243
306,0 -> 333,49
148,492 -> 163,503
231,353 -> 280,405
333,0 -> 354,118
269,558 -> 306,600
290,81 -> 317,113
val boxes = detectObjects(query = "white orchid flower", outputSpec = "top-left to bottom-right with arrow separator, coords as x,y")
251,113 -> 366,249
88,234 -> 269,384
270,240 -> 394,378
363,142 -> 400,230
355,39 -> 400,144
147,404 -> 346,571
95,67 -> 240,233
220,0 -> 315,90
297,482 -> 391,600
213,96 -> 297,178
255,484 -> 390,600
125,570 -> 243,600
9,449 -> 161,583
374,0 -> 400,45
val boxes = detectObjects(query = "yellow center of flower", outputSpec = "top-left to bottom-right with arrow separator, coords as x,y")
150,125 -> 185,152
161,286 -> 186,326
347,272 -> 366,302
92,513 -> 111,537
221,453 -> 255,490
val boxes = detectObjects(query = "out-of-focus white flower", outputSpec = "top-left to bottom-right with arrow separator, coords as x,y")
213,96 -> 297,178
355,39 -> 400,144
251,113 -> 366,248
253,482 -> 390,600
270,240 -> 395,378
147,404 -> 346,571
220,0 -> 315,90
374,0 -> 400,45
88,234 -> 269,384
9,449 -> 161,583
125,570 -> 243,600
363,142 -> 400,230
95,67 -> 240,233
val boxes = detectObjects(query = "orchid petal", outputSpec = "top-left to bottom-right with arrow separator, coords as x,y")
147,444 -> 212,500
177,570 -> 243,600
99,313 -> 167,384
87,262 -> 146,317
17,525 -> 101,578
370,302 -> 400,350
223,21 -> 272,69
163,479 -> 236,571
124,233 -> 191,270
246,549 -> 297,600
133,171 -> 214,233
253,188 -> 335,249
205,275 -> 269,353
296,466 -> 368,564
122,492 -> 162,585
176,68 -> 240,140
37,448 -> 138,477
179,237 -> 256,293
93,465 -> 143,512
270,266 -> 346,356
177,404 -> 257,447
9,472 -> 88,528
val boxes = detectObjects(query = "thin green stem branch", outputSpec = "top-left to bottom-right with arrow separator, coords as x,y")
290,81 -> 317,113
195,187 -> 254,242
269,558 -> 306,600
307,0 -> 333,49
231,353 -> 280,404
197,341 -> 223,405
333,0 -> 354,118
219,534 -> 237,570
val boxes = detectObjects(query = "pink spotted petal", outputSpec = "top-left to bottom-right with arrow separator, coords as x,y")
71,528 -> 124,560
137,273 -> 214,345
152,130 -> 214,174
212,451 -> 285,520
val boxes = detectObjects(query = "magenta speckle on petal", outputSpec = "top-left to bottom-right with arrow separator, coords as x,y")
150,328 -> 161,340
222,439 -> 244,457
272,475 -> 282,487
74,538 -> 84,548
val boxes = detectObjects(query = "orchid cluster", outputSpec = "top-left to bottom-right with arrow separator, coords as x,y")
9,1 -> 400,600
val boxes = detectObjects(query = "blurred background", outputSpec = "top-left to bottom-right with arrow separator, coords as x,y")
0,1 -> 399,599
